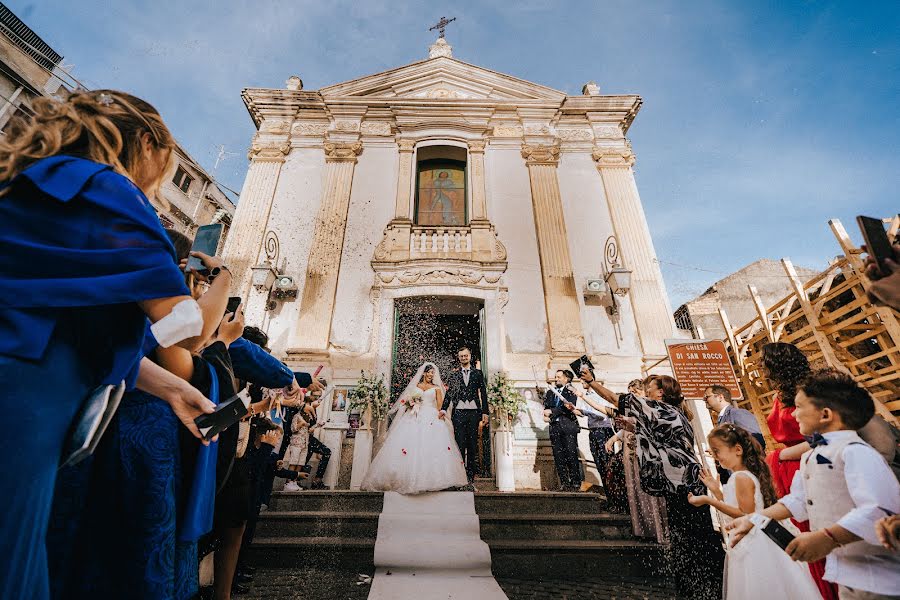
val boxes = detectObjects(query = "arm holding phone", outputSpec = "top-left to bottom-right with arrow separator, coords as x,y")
578,366 -> 621,407
182,251 -> 232,351
726,481 -> 852,562
859,215 -> 900,310
135,357 -> 215,442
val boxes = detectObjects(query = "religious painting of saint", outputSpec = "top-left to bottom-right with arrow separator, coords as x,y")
416,161 -> 466,226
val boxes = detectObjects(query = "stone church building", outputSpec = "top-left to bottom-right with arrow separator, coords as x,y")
224,37 -> 676,490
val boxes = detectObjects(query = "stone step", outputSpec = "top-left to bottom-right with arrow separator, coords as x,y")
487,539 -> 666,579
473,476 -> 498,492
248,537 -> 665,580
255,511 -> 380,539
247,536 -> 376,569
478,513 -> 633,541
474,491 -> 608,514
266,490 -> 384,513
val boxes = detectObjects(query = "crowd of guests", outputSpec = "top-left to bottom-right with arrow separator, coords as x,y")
0,89 -> 898,600
0,90 -> 332,600
536,343 -> 899,599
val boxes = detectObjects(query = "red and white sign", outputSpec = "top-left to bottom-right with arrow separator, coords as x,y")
665,339 -> 742,400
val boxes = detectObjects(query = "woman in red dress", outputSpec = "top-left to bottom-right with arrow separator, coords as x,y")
761,342 -> 837,600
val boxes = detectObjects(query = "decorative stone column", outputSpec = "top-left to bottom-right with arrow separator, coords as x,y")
393,139 -> 416,221
493,423 -> 516,492
293,142 -> 363,353
350,407 -> 374,491
376,139 -> 416,261
222,140 -> 290,297
468,140 -> 489,221
321,422 -> 349,489
521,144 -> 585,358
593,147 -> 674,357
468,139 -> 496,263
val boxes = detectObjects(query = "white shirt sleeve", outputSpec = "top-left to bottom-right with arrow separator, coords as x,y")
778,469 -> 809,522
577,397 -> 605,418
837,443 -> 900,545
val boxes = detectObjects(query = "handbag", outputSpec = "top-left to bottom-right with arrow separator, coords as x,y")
179,362 -> 220,542
60,381 -> 126,468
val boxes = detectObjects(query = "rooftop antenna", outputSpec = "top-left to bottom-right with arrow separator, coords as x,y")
212,144 -> 239,172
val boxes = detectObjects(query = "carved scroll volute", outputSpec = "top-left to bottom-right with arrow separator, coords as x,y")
591,145 -> 636,168
323,141 -> 363,162
248,139 -> 291,162
521,144 -> 561,166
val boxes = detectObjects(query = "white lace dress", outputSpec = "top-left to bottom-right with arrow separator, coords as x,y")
722,471 -> 820,600
361,387 -> 468,494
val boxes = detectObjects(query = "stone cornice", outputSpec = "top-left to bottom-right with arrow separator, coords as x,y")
323,141 -> 363,162
242,88 -> 324,128
521,144 -> 561,166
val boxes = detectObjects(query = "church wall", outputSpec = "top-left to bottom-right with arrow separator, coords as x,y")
557,151 -> 642,360
484,146 -> 549,354
330,145 -> 399,354
259,147 -> 326,354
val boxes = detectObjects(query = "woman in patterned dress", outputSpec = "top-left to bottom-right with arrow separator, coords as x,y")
579,370 -> 725,599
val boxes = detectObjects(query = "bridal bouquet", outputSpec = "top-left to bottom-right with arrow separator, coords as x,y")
405,389 -> 424,416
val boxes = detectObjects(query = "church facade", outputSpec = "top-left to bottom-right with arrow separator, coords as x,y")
224,38 -> 676,489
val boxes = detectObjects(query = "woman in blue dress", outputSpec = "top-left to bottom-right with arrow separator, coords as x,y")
0,90 -> 219,600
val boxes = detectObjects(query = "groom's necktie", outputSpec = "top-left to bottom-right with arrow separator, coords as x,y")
463,368 -> 470,386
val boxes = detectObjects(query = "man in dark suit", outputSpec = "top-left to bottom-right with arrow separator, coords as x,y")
439,346 -> 489,487
542,369 -> 582,491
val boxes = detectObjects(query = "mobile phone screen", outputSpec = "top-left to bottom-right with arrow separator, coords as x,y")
857,216 -> 893,275
761,519 -> 796,551
185,224 -> 224,274
226,296 -> 242,314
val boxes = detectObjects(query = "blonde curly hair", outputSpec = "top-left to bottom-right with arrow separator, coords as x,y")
0,89 -> 176,196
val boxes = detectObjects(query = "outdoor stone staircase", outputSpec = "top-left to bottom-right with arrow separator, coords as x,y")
248,490 -> 666,578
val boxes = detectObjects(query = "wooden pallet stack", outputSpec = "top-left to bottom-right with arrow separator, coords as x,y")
718,216 -> 900,445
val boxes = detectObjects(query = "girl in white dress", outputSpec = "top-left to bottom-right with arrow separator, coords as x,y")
688,424 -> 820,600
362,363 -> 469,494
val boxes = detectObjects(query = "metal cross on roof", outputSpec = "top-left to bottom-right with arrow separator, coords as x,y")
428,16 -> 456,38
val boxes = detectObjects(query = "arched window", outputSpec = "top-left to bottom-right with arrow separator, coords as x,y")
415,146 -> 467,226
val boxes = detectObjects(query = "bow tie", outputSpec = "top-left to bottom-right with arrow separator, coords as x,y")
809,433 -> 828,448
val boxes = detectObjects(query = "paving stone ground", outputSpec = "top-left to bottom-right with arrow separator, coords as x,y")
233,568 -> 682,600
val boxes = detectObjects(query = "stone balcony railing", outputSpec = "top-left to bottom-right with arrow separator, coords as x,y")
372,219 -> 508,289
410,226 -> 472,257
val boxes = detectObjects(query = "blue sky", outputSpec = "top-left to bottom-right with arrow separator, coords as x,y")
11,0 -> 899,306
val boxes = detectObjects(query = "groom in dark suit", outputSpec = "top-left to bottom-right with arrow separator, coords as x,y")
439,346 -> 489,486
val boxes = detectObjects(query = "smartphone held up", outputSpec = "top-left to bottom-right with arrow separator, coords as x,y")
857,215 -> 894,277
185,223 -> 224,275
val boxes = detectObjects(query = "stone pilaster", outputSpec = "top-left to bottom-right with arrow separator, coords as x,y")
468,139 -> 488,221
593,146 -> 675,357
522,144 -> 585,357
468,139 -> 496,262
223,139 -> 290,297
393,139 -> 416,221
293,142 -> 363,352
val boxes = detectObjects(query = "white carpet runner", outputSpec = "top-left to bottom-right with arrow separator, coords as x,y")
367,491 -> 508,600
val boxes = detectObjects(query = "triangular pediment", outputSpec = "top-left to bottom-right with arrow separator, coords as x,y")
318,57 -> 566,102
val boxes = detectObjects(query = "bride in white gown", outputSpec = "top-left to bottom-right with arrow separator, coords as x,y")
362,362 -> 469,494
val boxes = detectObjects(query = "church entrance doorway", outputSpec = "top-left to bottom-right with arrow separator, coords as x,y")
391,296 -> 491,477
390,296 -> 484,401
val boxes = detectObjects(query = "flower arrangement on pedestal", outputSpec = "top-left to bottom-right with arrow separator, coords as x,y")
487,371 -> 525,429
347,371 -> 388,429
